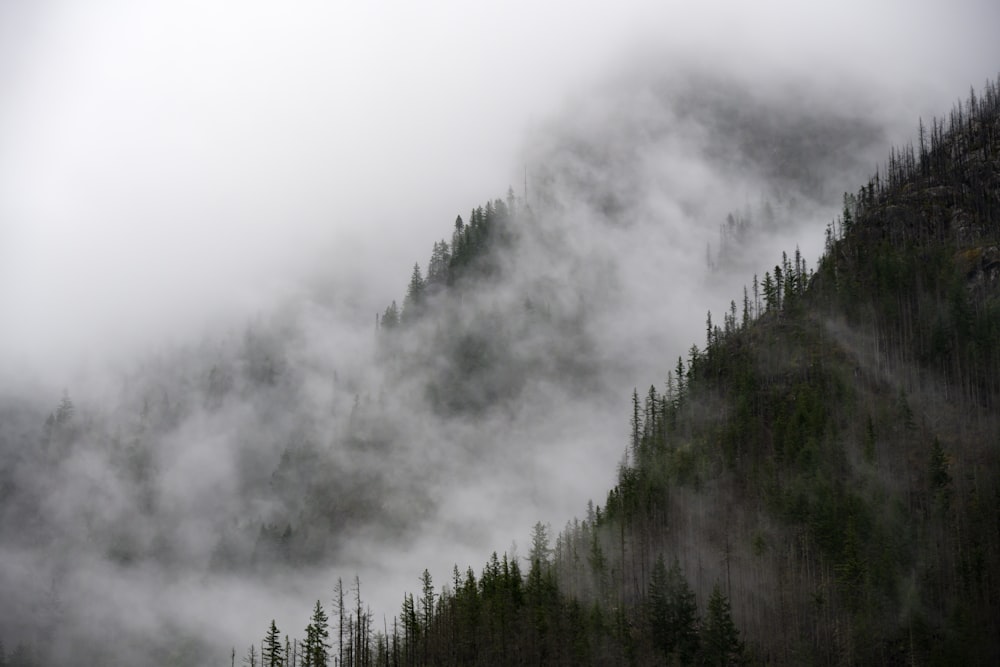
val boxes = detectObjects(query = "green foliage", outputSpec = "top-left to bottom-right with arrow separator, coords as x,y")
701,584 -> 746,666
647,555 -> 700,663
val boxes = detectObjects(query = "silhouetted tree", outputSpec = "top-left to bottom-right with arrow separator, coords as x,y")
263,620 -> 283,667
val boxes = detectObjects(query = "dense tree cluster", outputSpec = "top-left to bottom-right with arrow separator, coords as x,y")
815,78 -> 1000,409
236,547 -> 742,666
379,191 -> 517,331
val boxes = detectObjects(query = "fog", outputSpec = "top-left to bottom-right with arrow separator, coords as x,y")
2,1 -> 999,663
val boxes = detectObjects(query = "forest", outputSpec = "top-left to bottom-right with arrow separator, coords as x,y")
222,78 -> 1000,666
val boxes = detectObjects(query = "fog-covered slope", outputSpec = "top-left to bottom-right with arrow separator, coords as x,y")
3,2 -> 999,665
252,75 -> 1000,667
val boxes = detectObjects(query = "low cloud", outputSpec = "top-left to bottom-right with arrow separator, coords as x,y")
1,1 -> 998,663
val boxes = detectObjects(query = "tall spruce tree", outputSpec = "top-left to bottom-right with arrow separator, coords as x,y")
401,263 -> 425,323
263,620 -> 283,667
701,583 -> 746,666
302,600 -> 329,667
647,556 -> 700,663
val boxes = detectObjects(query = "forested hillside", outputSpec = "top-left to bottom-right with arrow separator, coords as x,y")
233,78 -> 1000,666
7,64 -> 886,664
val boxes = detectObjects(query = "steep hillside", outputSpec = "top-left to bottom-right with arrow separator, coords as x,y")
239,78 -> 1000,666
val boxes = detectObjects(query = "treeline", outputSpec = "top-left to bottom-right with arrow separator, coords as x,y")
236,547 -> 744,667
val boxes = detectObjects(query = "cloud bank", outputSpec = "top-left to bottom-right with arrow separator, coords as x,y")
1,1 -> 998,664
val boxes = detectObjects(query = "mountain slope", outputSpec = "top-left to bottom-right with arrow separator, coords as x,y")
246,77 -> 1000,666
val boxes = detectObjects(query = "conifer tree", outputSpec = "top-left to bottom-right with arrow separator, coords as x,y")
762,272 -> 776,312
302,600 -> 329,667
401,263 -> 425,323
381,301 -> 399,329
670,561 -> 701,662
263,620 -> 283,667
701,583 -> 746,666
426,240 -> 451,289
419,569 -> 435,631
401,592 -> 418,665
647,556 -> 700,663
630,389 -> 641,464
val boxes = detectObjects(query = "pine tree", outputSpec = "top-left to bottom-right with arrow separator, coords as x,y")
302,626 -> 315,667
630,389 -> 641,465
701,583 -> 746,666
419,569 -> 435,631
401,263 -> 426,323
762,271 -> 777,313
451,215 -> 466,267
302,600 -> 329,667
426,240 -> 451,289
529,522 -> 551,569
401,592 -> 418,666
647,556 -> 700,663
381,301 -> 400,329
263,620 -> 283,667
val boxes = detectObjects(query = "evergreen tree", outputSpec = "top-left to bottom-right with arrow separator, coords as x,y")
419,569 -> 435,631
762,271 -> 777,312
381,301 -> 400,329
263,620 -> 283,667
647,556 -> 700,663
401,592 -> 419,664
630,389 -> 641,465
401,263 -> 425,323
529,522 -> 551,569
302,600 -> 329,667
451,215 -> 466,266
701,583 -> 745,666
426,240 -> 451,289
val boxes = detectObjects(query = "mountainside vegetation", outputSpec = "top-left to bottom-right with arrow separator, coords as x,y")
1,71 -> 997,667
232,78 -> 1000,666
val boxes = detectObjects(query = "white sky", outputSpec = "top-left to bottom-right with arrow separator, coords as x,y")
1,0 -> 998,385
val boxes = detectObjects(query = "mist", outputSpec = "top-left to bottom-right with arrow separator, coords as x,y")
2,1 -> 999,664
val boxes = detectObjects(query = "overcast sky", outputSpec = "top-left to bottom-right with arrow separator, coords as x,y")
2,0 -> 998,389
